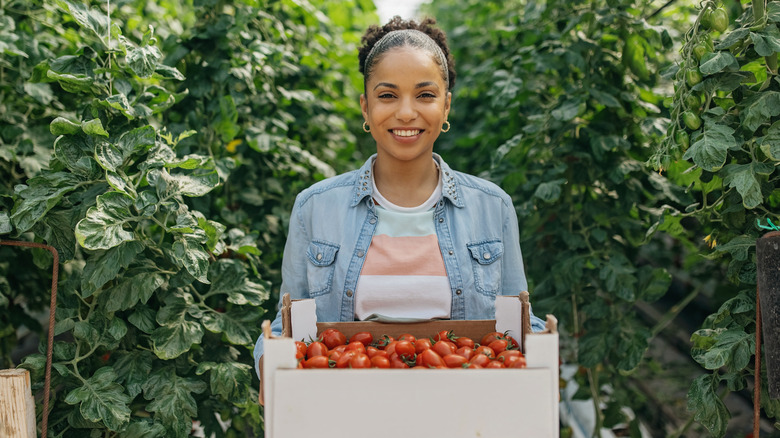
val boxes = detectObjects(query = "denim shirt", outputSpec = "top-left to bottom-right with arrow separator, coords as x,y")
253,153 -> 545,377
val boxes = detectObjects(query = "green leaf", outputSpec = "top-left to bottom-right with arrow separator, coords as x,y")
75,191 -> 136,250
0,211 -> 11,234
172,235 -> 211,284
34,208 -> 78,262
128,304 -> 157,334
55,0 -> 109,41
81,241 -> 144,297
54,134 -> 97,177
11,172 -> 81,233
202,307 -> 259,345
50,117 -> 82,135
533,178 -> 566,203
617,325 -> 650,372
142,367 -> 206,438
740,90 -> 780,133
578,331 -> 609,367
114,350 -> 153,398
120,421 -> 166,438
155,64 -> 186,80
722,163 -> 766,209
551,99 -> 582,121
46,70 -> 94,93
103,270 -> 164,312
82,119 -> 109,137
768,2 -> 780,22
682,121 -> 736,171
688,374 -> 729,437
127,44 -> 162,79
151,294 -> 204,359
714,28 -> 749,50
214,95 -> 239,142
64,367 -> 131,431
700,329 -> 754,372
208,259 -> 267,306
698,51 -> 739,75
713,235 -> 754,261
750,28 -> 780,57
759,120 -> 780,160
96,126 -> 156,172
196,361 -> 252,401
148,168 -> 219,200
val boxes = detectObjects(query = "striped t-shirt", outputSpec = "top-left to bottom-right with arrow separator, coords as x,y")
354,164 -> 452,321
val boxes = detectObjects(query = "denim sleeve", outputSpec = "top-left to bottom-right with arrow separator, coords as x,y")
253,195 -> 311,379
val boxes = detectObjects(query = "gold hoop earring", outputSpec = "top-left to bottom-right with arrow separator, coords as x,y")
363,121 -> 370,133
441,121 -> 451,133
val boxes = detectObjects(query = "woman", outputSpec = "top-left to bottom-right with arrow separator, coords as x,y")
254,16 -> 544,381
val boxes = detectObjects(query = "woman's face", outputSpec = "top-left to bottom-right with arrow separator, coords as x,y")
360,46 -> 451,167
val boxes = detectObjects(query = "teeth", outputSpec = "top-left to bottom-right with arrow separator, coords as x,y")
393,129 -> 421,137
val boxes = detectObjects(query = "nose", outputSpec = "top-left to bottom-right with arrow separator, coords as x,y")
395,96 -> 417,122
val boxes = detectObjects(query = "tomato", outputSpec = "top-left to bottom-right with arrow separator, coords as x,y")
349,331 -> 374,347
395,340 -> 416,360
349,353 -> 371,369
508,356 -> 527,369
474,345 -> 496,359
295,341 -> 307,360
384,341 -> 398,356
331,344 -> 348,354
306,341 -> 328,358
710,8 -> 728,32
432,340 -> 457,357
468,353 -> 491,368
303,356 -> 330,369
371,355 -> 390,368
374,335 -> 395,348
418,349 -> 446,368
328,350 -> 343,363
434,330 -> 454,343
505,335 -> 520,350
675,130 -> 690,149
415,338 -> 433,354
485,360 -> 505,369
487,339 -> 509,354
503,355 -> 525,368
443,354 -> 468,368
454,336 -> 475,349
466,363 -> 483,369
455,346 -> 474,360
320,328 -> 347,349
699,8 -> 713,30
397,333 -> 416,343
685,68 -> 703,87
480,331 -> 504,346
496,350 -> 522,362
390,355 -> 410,368
684,93 -> 701,113
336,350 -> 357,368
682,110 -> 702,130
345,341 -> 367,354
692,42 -> 710,61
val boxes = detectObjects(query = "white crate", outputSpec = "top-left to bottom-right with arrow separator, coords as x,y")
263,294 -> 559,438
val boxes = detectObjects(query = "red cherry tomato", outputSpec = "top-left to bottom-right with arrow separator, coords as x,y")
455,346 -> 474,360
349,353 -> 371,368
303,356 -> 330,369
415,338 -> 433,354
306,341 -> 328,358
320,328 -> 347,349
370,355 -> 390,368
394,340 -> 416,360
432,340 -> 457,357
508,356 -> 527,368
397,333 -> 416,343
349,331 -> 374,347
474,345 -> 496,359
488,339 -> 510,354
434,330 -> 454,343
336,350 -> 357,368
468,353 -> 491,367
345,341 -> 367,354
496,350 -> 521,362
294,341 -> 307,359
480,331 -> 504,346
443,354 -> 468,368
390,354 -> 410,368
485,360 -> 505,369
455,336 -> 475,349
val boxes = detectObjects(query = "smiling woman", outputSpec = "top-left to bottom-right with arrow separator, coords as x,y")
253,15 -> 545,384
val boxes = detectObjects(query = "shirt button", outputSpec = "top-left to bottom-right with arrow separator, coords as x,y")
448,250 -> 454,255
357,250 -> 365,258
346,290 -> 353,297
455,289 -> 462,295
369,218 -> 376,224
316,253 -> 323,261
438,218 -> 444,223
483,252 -> 491,260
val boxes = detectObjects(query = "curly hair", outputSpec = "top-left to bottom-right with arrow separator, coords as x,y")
358,16 -> 456,91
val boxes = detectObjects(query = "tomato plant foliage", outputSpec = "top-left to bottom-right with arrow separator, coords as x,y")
0,0 -> 372,436
652,0 -> 780,436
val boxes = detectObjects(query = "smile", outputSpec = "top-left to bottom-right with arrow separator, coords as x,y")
392,129 -> 422,137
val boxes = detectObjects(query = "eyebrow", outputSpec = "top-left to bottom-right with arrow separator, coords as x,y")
373,81 -> 440,91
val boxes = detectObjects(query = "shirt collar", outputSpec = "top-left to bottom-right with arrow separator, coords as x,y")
351,153 -> 464,208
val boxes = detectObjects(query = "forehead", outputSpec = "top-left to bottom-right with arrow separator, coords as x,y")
368,46 -> 446,87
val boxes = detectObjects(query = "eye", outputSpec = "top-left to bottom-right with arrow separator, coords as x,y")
418,92 -> 437,99
378,92 -> 396,99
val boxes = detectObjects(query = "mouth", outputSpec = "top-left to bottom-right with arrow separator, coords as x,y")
391,129 -> 423,137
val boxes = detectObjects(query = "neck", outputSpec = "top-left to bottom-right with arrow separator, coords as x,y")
373,155 -> 439,208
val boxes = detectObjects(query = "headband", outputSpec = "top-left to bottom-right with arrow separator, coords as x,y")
364,29 -> 449,88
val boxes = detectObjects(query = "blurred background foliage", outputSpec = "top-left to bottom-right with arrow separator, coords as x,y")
1,0 -> 779,436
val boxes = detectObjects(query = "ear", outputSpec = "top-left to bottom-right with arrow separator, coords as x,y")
444,91 -> 452,118
360,94 -> 368,121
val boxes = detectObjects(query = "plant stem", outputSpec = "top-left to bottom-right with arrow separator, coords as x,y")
588,366 -> 603,437
650,286 -> 701,339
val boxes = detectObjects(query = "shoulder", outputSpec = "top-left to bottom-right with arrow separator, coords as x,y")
452,170 -> 513,207
294,170 -> 359,207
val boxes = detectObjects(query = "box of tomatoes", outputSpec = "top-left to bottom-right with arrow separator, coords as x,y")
262,292 -> 559,438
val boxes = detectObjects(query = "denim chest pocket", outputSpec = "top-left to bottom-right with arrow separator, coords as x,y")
467,240 -> 503,296
306,240 -> 339,296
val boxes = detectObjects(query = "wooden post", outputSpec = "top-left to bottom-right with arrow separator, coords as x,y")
0,369 -> 36,438
757,231 -> 780,399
